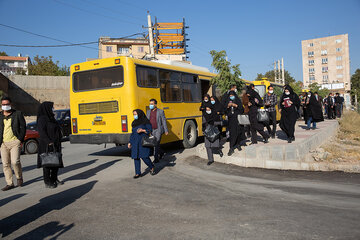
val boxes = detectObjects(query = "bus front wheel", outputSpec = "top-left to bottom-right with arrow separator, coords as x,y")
182,120 -> 197,148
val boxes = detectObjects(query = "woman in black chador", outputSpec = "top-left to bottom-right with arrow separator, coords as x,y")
304,91 -> 324,130
247,86 -> 269,144
279,85 -> 300,143
224,91 -> 244,156
37,102 -> 64,188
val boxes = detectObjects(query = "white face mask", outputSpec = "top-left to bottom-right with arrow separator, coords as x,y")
234,89 -> 238,93
2,105 -> 11,111
285,91 -> 290,95
206,110 -> 212,114
308,94 -> 311,97
269,90 -> 273,94
204,99 -> 209,102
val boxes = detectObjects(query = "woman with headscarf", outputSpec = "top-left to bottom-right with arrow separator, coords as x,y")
224,90 -> 244,156
210,96 -> 224,133
199,94 -> 211,113
279,85 -> 300,143
241,87 -> 251,138
128,109 -> 155,178
37,102 -> 64,188
247,85 -> 269,145
203,106 -> 223,165
304,91 -> 324,130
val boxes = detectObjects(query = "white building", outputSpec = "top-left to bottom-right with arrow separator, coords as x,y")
0,54 -> 31,75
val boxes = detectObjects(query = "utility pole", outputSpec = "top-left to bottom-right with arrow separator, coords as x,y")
274,61 -> 277,83
277,60 -> 281,84
281,57 -> 285,84
147,11 -> 155,58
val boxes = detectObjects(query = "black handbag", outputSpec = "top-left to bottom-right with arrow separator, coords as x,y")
257,110 -> 269,122
141,134 -> 157,147
40,144 -> 62,168
204,125 -> 220,143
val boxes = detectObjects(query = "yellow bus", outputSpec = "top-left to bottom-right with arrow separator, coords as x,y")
69,56 -> 216,148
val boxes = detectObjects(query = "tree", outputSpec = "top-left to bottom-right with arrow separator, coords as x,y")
28,55 -> 69,76
209,50 -> 244,94
308,82 -> 330,98
0,51 -> 8,56
351,68 -> 360,104
289,81 -> 303,95
255,69 -> 296,85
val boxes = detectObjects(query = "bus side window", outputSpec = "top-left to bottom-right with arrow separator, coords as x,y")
182,74 -> 201,102
160,70 -> 182,102
136,66 -> 158,87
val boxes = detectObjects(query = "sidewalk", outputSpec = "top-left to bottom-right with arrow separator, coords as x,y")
196,119 -> 343,171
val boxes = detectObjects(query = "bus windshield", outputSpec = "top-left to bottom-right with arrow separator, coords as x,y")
72,66 -> 124,91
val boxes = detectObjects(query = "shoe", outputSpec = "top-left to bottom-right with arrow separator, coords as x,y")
207,161 -> 214,166
292,137 -> 295,141
227,149 -> 234,156
249,142 -> 257,145
306,128 -> 310,130
159,152 -> 165,160
48,184 -> 57,189
271,134 -> 275,139
219,150 -> 224,158
311,127 -> 316,130
287,138 -> 292,143
153,159 -> 159,163
17,178 -> 23,187
236,145 -> 242,151
2,185 -> 15,191
133,174 -> 141,179
150,168 -> 156,176
263,138 -> 269,144
56,179 -> 64,185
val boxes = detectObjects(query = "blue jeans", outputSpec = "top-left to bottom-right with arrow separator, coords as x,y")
134,157 -> 154,175
307,117 -> 316,129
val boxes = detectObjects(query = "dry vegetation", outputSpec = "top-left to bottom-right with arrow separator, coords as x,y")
323,110 -> 360,164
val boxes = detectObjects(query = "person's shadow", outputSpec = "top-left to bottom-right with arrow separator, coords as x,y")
0,181 -> 97,238
14,221 -> 74,240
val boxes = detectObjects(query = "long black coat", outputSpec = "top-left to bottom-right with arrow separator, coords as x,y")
279,93 -> 300,138
248,91 -> 264,131
304,94 -> 324,123
37,116 -> 63,168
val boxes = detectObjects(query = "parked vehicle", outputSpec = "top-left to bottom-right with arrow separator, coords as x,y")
22,129 -> 40,154
26,109 -> 71,137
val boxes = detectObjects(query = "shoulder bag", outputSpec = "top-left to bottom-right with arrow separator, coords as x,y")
40,144 -> 62,168
142,134 -> 157,147
238,114 -> 250,125
204,124 -> 220,143
257,109 -> 269,122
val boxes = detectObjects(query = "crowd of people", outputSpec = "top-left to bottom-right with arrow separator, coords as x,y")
0,86 -> 341,189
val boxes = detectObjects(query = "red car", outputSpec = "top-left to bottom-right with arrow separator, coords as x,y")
22,129 -> 40,154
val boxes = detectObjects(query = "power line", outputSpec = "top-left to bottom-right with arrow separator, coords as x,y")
52,0 -> 143,26
0,42 -> 98,47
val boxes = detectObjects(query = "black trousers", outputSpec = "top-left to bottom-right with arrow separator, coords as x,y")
265,111 -> 277,136
228,116 -> 242,150
335,104 -> 342,118
327,106 -> 335,119
43,167 -> 59,185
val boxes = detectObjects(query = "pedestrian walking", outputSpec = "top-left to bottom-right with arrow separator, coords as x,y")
203,106 -> 223,165
146,99 -> 168,163
210,96 -> 224,133
0,96 -> 26,191
279,85 -> 300,143
263,85 -> 278,138
224,91 -> 244,156
128,109 -> 155,179
326,93 -> 335,119
220,84 -> 237,107
247,85 -> 269,145
304,92 -> 324,130
199,94 -> 211,113
37,102 -> 64,188
334,93 -> 342,118
241,87 -> 251,139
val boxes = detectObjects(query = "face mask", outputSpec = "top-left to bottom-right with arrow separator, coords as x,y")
134,115 -> 138,120
149,104 -> 155,110
211,100 -> 215,105
206,110 -> 212,114
308,94 -> 311,97
269,90 -> 273,94
285,91 -> 290,95
1,105 -> 11,111
204,99 -> 209,102
230,96 -> 235,100
234,89 -> 238,93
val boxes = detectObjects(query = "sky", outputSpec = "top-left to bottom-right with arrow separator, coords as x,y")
0,0 -> 359,82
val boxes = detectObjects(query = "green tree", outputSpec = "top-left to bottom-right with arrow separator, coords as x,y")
255,69 -> 296,85
308,82 -> 330,98
289,81 -> 303,95
209,50 -> 244,94
28,55 -> 69,76
351,68 -> 360,104
0,51 -> 8,56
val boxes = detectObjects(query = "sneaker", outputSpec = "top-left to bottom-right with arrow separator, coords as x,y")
17,178 -> 23,187
2,185 -> 15,191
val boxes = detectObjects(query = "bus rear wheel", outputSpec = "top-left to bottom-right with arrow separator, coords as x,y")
182,120 -> 197,148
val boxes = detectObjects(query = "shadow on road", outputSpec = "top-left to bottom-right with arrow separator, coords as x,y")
0,193 -> 27,208
90,146 -> 131,157
14,221 -> 74,240
0,164 -> 37,179
0,181 -> 97,238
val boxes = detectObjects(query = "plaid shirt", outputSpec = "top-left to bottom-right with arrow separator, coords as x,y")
263,93 -> 277,112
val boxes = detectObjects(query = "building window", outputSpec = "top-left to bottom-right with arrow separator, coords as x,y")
309,68 -> 315,73
138,47 -> 144,53
322,67 -> 328,73
321,58 -> 328,64
118,47 -> 129,55
336,74 -> 343,78
336,56 -> 342,61
336,65 -> 343,70
323,75 -> 328,81
309,76 -> 315,81
308,60 -> 314,66
308,43 -> 314,47
321,41 -> 327,45
321,50 -> 327,55
106,46 -> 112,52
336,47 -> 342,52
336,39 -> 342,43
308,51 -> 314,57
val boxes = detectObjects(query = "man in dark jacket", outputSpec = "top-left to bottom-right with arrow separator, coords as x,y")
146,99 -> 168,163
0,96 -> 26,191
335,93 -> 342,118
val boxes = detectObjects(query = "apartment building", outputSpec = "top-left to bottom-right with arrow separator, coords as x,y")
301,34 -> 350,93
0,54 -> 31,75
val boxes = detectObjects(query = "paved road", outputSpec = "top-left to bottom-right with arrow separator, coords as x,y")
0,141 -> 359,240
